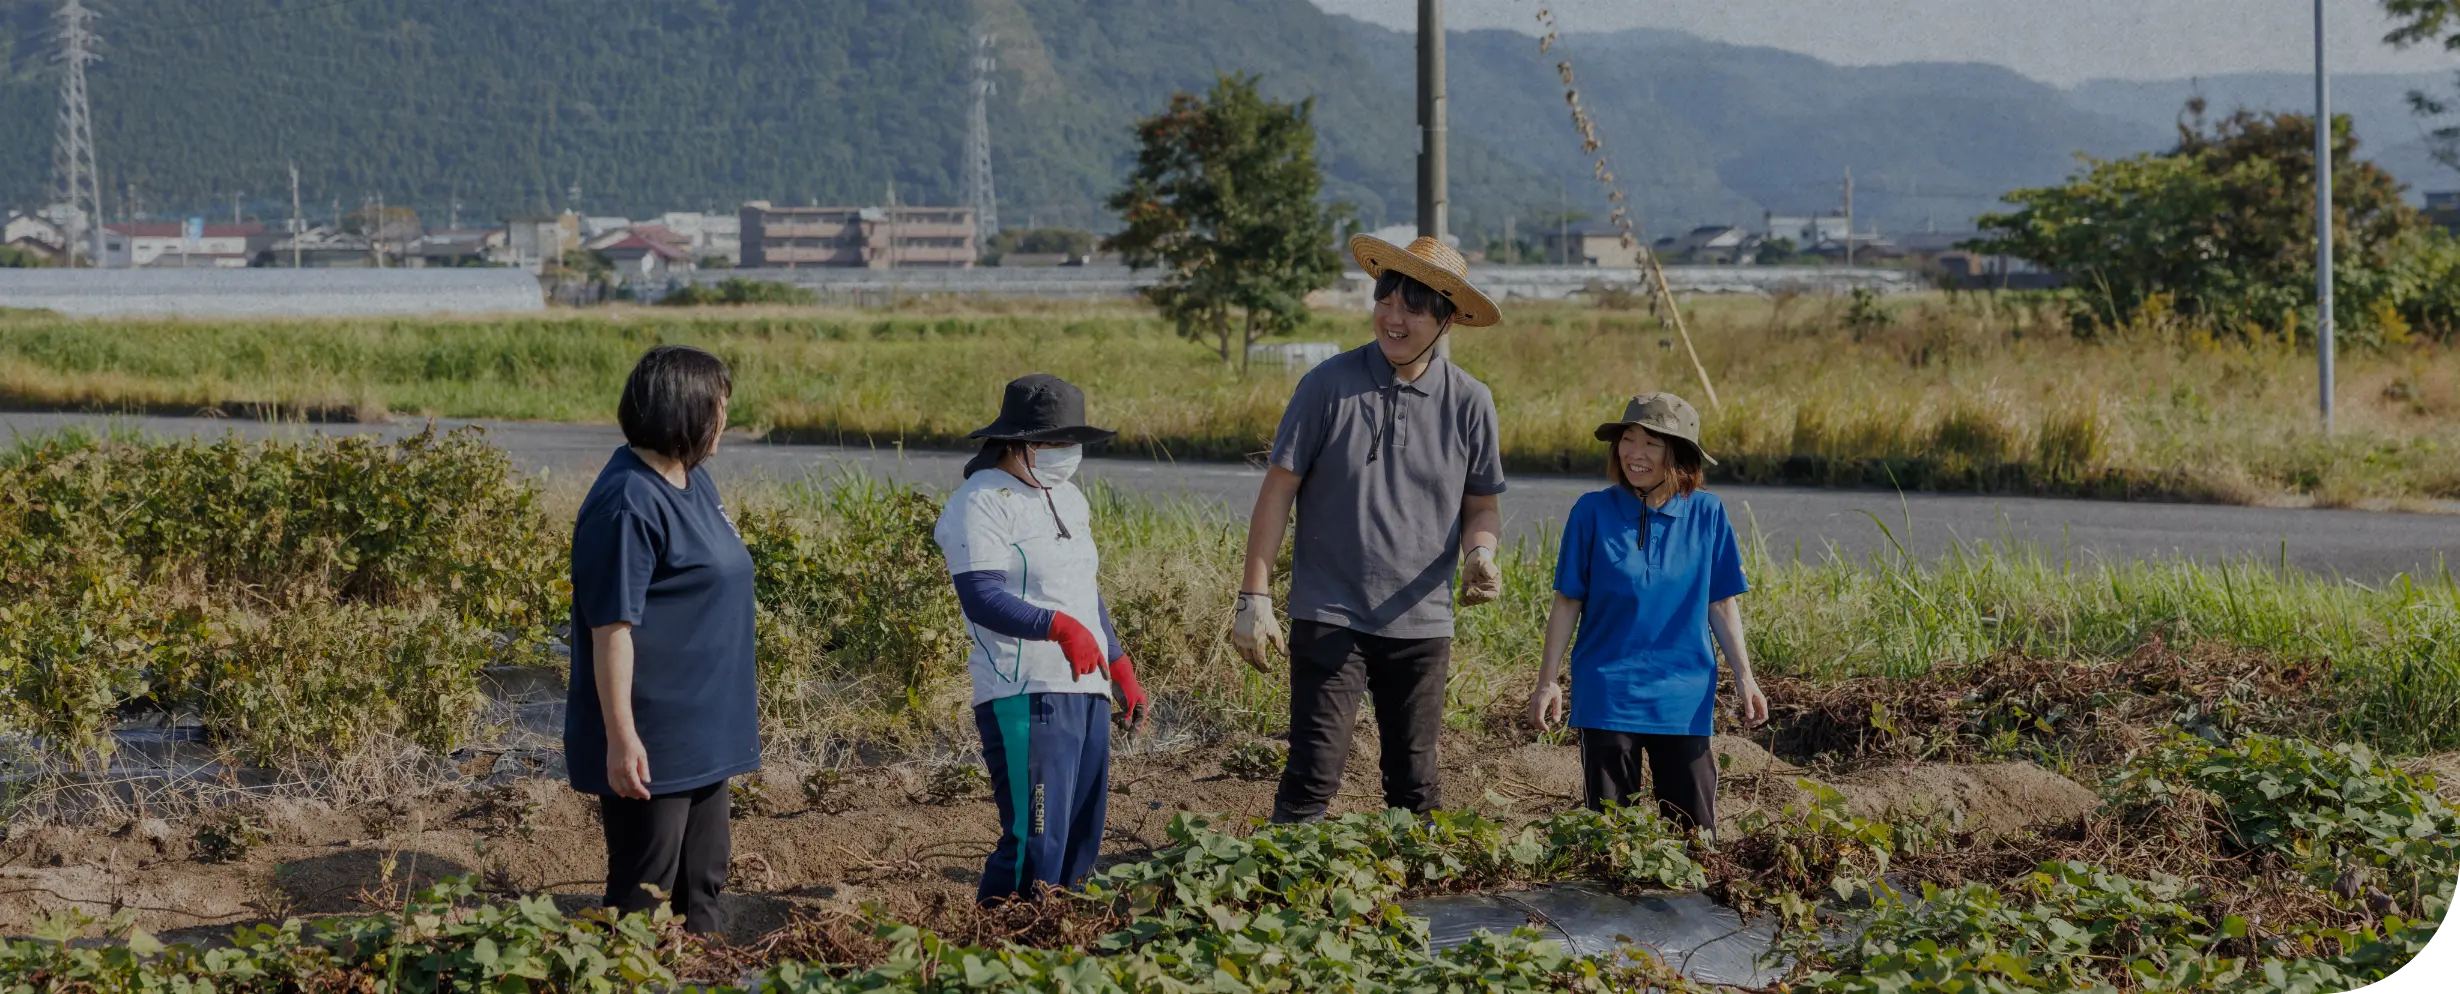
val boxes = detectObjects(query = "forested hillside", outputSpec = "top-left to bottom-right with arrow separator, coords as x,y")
8,0 -> 2425,240
0,0 -> 1557,232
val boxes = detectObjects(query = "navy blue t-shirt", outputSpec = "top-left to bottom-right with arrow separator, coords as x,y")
564,447 -> 760,796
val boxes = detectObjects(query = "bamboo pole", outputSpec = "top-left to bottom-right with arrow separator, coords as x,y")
1641,245 -> 1719,409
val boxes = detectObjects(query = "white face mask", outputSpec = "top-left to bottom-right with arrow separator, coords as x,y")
1027,444 -> 1083,487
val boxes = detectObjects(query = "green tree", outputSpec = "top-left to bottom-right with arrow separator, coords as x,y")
2384,0 -> 2460,175
985,227 -> 1096,265
1105,73 -> 1347,368
1971,106 -> 2458,341
1753,236 -> 1799,265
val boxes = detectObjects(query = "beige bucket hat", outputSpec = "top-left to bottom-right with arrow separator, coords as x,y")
1348,234 -> 1502,327
1595,392 -> 1717,466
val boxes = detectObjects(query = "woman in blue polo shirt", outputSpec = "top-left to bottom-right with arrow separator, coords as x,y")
1527,392 -> 1768,834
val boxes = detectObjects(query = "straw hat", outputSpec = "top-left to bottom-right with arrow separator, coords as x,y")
1348,234 -> 1502,327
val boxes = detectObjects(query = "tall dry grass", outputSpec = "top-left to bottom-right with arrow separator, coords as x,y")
0,294 -> 2451,503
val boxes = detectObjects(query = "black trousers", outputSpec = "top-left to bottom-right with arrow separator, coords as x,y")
600,779 -> 731,934
1580,730 -> 1717,835
1272,620 -> 1450,823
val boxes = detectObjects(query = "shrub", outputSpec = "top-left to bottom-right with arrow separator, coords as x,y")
659,277 -> 818,306
0,429 -> 559,761
743,478 -> 968,722
195,604 -> 498,761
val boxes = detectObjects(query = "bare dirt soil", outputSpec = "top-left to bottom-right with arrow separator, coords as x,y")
0,724 -> 2098,945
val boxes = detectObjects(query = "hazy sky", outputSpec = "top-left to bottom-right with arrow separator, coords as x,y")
1311,0 -> 2459,86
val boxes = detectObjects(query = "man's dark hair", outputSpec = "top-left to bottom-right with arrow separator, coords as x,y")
1374,270 -> 1458,323
618,345 -> 732,468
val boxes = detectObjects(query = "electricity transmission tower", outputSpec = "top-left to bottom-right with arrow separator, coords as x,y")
964,30 -> 999,255
51,0 -> 103,266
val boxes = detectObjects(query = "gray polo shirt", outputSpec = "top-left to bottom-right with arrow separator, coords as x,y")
1269,342 -> 1507,639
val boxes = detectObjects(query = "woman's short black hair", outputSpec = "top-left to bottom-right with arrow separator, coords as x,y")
618,345 -> 732,468
1374,270 -> 1458,323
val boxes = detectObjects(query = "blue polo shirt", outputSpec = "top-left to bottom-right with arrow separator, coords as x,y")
1552,486 -> 1750,736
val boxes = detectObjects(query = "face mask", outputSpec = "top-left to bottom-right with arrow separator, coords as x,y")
1028,444 -> 1083,488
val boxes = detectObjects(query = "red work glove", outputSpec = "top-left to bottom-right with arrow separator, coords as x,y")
1110,654 -> 1149,732
1048,612 -> 1106,679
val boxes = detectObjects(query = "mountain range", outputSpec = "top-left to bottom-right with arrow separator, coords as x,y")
0,0 -> 2451,239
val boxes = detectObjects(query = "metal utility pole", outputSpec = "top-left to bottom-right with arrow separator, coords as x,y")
2314,0 -> 2336,434
964,29 -> 1000,259
51,0 -> 104,267
1416,0 -> 1447,241
288,162 -> 302,269
1841,166 -> 1855,267
1417,0 -> 1450,357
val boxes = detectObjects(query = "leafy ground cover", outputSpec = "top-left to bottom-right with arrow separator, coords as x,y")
0,732 -> 2448,991
0,294 -> 2453,504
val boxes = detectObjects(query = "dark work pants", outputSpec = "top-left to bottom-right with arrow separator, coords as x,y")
976,692 -> 1111,904
1272,620 -> 1450,823
600,779 -> 731,934
1580,729 -> 1717,835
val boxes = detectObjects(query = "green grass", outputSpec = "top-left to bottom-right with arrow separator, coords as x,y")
1455,504 -> 2460,756
1,294 -> 2455,504
738,470 -> 2460,758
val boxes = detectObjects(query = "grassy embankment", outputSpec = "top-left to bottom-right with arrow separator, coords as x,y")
0,294 -> 2453,504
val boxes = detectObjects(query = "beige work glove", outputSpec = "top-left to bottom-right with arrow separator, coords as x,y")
1230,592 -> 1284,675
1458,545 -> 1502,607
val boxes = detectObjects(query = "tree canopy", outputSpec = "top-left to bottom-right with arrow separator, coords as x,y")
2384,0 -> 2460,175
1105,74 -> 1346,367
1973,106 -> 2460,343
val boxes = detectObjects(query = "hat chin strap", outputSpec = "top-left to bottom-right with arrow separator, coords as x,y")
1366,320 -> 1451,465
1395,319 -> 1452,369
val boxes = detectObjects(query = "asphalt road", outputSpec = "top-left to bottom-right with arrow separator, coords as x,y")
6,411 -> 2456,580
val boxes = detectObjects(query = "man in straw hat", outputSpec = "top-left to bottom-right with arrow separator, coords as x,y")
1231,234 -> 1506,823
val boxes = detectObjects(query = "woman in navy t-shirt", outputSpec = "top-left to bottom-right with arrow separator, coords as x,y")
565,345 -> 758,934
1526,392 -> 1768,835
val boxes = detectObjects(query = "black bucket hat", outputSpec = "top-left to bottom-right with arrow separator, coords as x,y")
968,374 -> 1117,446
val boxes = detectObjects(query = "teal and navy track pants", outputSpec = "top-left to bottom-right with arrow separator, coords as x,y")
974,691 -> 1111,904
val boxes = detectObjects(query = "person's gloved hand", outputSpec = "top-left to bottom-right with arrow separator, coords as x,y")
1459,546 -> 1502,607
1230,593 -> 1284,675
1109,654 -> 1150,732
1048,612 -> 1106,679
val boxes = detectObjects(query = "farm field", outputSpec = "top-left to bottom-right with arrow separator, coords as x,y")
0,294 -> 2454,507
0,428 -> 2451,989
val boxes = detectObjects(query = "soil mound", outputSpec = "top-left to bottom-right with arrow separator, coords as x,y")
1711,735 -> 1797,777
1828,761 -> 2099,836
